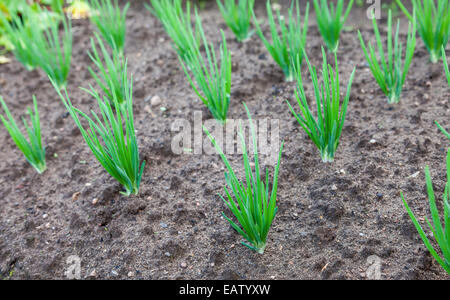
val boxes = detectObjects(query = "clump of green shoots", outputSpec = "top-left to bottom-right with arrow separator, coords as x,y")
217,0 -> 255,42
85,34 -> 128,106
287,48 -> 356,162
180,13 -> 231,122
358,10 -> 416,104
33,10 -> 73,89
254,0 -> 309,82
90,0 -> 129,55
313,0 -> 353,53
204,103 -> 284,254
147,0 -> 200,62
51,75 -> 145,196
401,149 -> 450,274
0,6 -> 38,71
396,0 -> 450,63
0,96 -> 46,174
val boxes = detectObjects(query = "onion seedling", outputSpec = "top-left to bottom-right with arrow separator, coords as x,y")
313,0 -> 354,53
217,0 -> 255,42
204,103 -> 284,254
0,96 -> 46,174
401,149 -> 450,274
287,48 -> 356,162
358,10 -> 416,104
180,13 -> 231,122
85,33 -> 128,106
147,0 -> 200,62
396,0 -> 450,63
33,11 -> 72,90
253,0 -> 309,82
0,7 -> 38,71
51,76 -> 145,196
90,0 -> 129,55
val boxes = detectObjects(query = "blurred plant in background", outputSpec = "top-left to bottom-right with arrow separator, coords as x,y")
0,0 -> 90,55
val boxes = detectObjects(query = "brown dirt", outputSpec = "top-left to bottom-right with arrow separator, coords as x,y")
0,0 -> 449,280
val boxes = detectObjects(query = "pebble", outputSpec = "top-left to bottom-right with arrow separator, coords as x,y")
150,95 -> 162,106
409,171 -> 420,178
331,184 -> 338,191
164,252 -> 171,257
43,214 -> 48,219
89,270 -> 98,278
369,139 -> 377,144
127,271 -> 135,278
72,192 -> 81,201
180,262 -> 187,268
111,270 -> 119,276
160,222 -> 168,228
272,3 -> 281,10
376,192 -> 383,199
92,198 -> 99,205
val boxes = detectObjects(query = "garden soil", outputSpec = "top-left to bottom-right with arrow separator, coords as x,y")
0,0 -> 448,279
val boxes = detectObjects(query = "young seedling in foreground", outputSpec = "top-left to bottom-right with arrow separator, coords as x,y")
396,0 -> 450,63
85,34 -> 129,106
401,149 -> 450,274
217,0 -> 255,42
33,12 -> 73,89
358,10 -> 416,104
147,0 -> 200,62
313,0 -> 354,53
204,103 -> 284,254
0,96 -> 46,174
287,48 -> 356,162
254,0 -> 309,81
180,13 -> 231,122
90,0 -> 129,55
51,76 -> 145,196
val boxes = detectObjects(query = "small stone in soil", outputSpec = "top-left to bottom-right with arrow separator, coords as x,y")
151,95 -> 162,106
72,192 -> 81,201
89,270 -> 97,278
160,222 -> 168,228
